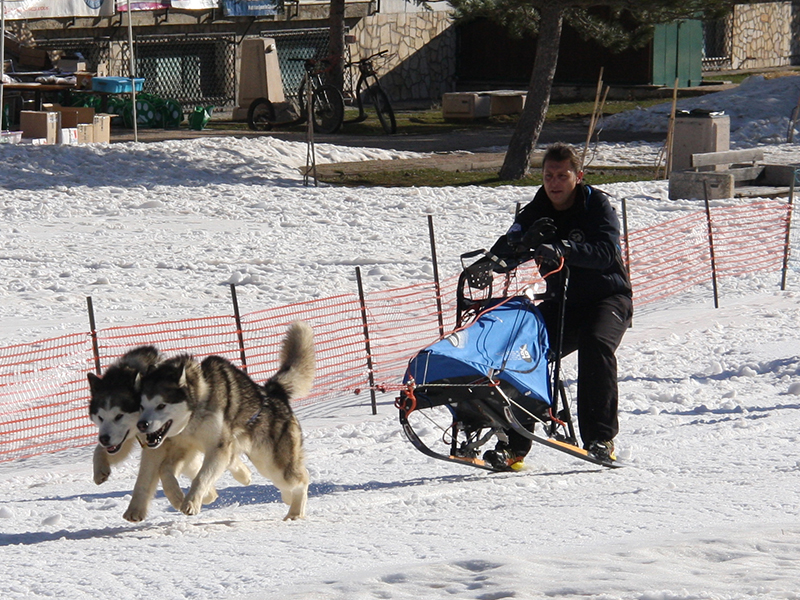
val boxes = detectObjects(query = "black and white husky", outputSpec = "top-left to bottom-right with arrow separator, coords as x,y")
88,346 -> 161,485
135,321 -> 315,521
87,346 -> 251,522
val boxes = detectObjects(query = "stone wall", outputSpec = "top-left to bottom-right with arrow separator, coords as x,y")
348,11 -> 456,104
730,2 -> 792,69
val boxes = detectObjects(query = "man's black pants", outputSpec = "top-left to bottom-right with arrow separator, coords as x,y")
507,293 -> 632,455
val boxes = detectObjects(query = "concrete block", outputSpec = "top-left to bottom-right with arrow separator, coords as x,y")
489,91 -> 525,116
671,114 -> 730,172
234,38 -> 285,121
758,164 -> 800,186
668,171 -> 735,200
442,92 -> 491,120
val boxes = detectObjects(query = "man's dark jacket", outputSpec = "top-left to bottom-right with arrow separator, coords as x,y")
491,183 -> 631,307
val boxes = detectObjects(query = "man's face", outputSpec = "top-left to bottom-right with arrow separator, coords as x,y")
542,159 -> 583,210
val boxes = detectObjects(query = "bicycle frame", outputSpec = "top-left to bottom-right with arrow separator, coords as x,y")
343,50 -> 396,134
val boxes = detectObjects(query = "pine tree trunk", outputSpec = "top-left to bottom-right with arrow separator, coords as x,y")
328,0 -> 346,92
499,5 -> 565,180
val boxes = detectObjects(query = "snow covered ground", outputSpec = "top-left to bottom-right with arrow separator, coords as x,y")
1,76 -> 800,599
604,72 -> 800,146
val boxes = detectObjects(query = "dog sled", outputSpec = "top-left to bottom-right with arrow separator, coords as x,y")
396,250 -> 621,471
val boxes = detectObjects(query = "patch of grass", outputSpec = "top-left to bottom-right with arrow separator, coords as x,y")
212,98 -> 671,137
703,73 -> 750,85
316,165 -> 656,188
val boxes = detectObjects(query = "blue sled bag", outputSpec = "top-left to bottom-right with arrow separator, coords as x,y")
404,296 -> 552,425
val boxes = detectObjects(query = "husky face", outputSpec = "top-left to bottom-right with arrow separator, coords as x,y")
88,369 -> 142,454
137,364 -> 194,449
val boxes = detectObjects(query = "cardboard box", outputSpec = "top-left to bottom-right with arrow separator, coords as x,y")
77,123 -> 94,144
58,59 -> 87,72
93,114 -> 112,144
46,105 -> 95,127
74,72 -> 94,90
20,111 -> 59,144
442,92 -> 491,120
59,128 -> 79,145
19,46 -> 50,69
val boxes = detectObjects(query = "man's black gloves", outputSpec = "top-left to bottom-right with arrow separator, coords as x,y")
534,242 -> 569,266
519,217 -> 556,250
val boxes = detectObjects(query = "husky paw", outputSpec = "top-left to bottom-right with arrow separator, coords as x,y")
230,462 -> 252,486
94,464 -> 111,485
123,506 -> 147,523
202,488 -> 219,505
181,497 -> 203,516
93,447 -> 112,485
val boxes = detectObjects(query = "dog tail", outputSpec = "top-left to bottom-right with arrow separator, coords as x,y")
269,321 -> 316,401
118,345 -> 161,374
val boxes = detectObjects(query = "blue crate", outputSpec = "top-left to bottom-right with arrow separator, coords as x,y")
91,77 -> 145,94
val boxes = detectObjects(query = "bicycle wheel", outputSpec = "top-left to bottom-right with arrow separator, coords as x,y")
247,97 -> 275,131
311,85 -> 345,134
368,85 -> 397,134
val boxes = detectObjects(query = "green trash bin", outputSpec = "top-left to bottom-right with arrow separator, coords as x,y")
188,105 -> 214,131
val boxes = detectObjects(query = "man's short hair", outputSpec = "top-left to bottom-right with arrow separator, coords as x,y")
543,143 -> 581,174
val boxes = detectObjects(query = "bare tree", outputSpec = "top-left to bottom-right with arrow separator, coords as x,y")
328,0 -> 346,92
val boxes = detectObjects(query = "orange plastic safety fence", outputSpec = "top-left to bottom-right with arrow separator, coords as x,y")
0,199 -> 794,463
0,333 -> 95,462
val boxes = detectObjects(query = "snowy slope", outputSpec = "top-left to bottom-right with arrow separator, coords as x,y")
1,77 -> 800,599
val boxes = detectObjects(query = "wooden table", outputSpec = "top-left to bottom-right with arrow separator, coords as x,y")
1,82 -> 75,120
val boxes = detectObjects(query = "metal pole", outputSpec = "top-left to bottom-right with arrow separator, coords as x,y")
86,296 -> 102,375
355,266 -> 378,415
621,197 -> 632,327
126,0 -> 138,142
229,284 -> 248,372
1,0 -> 6,131
427,215 -> 444,337
303,72 -> 317,187
703,180 -> 720,309
781,168 -> 797,291
621,197 -> 631,285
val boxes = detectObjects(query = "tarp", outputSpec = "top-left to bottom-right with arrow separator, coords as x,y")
1,0 -> 114,19
405,296 -> 552,407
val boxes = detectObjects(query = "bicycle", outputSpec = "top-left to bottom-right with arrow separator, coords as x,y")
248,56 -> 345,134
343,49 -> 396,135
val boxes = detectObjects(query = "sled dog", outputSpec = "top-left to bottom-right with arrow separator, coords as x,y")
87,346 -> 251,522
136,321 -> 315,521
88,346 -> 161,485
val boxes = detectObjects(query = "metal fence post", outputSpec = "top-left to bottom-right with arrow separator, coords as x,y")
781,168 -> 797,291
355,266 -> 378,415
229,284 -> 248,372
703,181 -> 720,308
86,296 -> 102,375
427,215 -> 444,337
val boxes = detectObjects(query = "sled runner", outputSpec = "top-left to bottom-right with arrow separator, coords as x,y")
396,249 -> 621,471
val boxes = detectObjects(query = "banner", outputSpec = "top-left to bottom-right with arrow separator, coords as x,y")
115,0 -> 167,10
2,0 -> 114,19
222,0 -> 277,16
171,0 -> 218,7
115,0 -> 216,9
